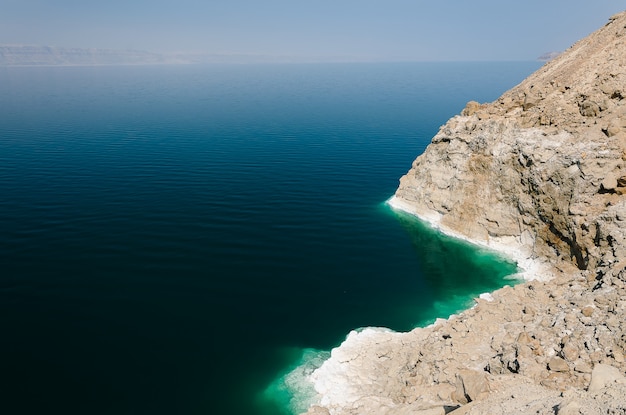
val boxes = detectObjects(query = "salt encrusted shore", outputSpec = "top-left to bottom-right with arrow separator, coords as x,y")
302,11 -> 626,415
387,196 -> 552,282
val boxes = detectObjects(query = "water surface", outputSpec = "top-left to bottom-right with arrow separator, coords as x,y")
0,62 -> 539,414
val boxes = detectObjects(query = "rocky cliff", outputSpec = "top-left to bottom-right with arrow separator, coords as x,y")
303,11 -> 626,415
394,9 -> 626,280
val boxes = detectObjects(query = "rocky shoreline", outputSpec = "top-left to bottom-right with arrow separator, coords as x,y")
304,268 -> 626,415
302,11 -> 626,415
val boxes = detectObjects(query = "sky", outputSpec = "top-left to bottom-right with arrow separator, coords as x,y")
1,0 -> 624,61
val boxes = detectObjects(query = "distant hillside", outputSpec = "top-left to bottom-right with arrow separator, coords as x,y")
0,45 -> 384,66
0,45 -> 184,66
537,51 -> 561,61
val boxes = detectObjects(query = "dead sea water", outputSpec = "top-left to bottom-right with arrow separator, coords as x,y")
0,62 -> 539,415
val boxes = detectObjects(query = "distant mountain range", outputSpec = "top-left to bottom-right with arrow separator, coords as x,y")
0,45 -> 183,66
0,45 -> 563,66
0,45 -> 352,66
537,51 -> 561,61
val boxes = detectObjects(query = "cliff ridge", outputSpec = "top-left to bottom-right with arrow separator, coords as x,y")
303,10 -> 626,415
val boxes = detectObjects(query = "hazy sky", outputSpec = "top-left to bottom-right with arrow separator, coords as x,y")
1,0 -> 624,61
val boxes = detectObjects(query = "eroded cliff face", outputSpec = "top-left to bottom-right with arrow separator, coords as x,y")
394,11 -> 626,280
303,11 -> 626,415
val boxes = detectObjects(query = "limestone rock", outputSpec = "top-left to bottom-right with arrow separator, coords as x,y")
452,369 -> 490,404
462,101 -> 482,116
602,173 -> 618,191
581,306 -> 594,317
588,364 -> 626,393
549,357 -> 570,373
556,399 -> 581,415
387,406 -> 446,415
411,407 -> 445,415
562,343 -> 579,362
304,406 -> 330,415
604,121 -> 622,137
579,100 -> 600,117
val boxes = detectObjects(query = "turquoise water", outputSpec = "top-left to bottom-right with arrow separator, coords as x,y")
260,207 -> 521,414
0,62 -> 537,415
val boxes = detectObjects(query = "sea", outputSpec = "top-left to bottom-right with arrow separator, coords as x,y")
0,61 -> 540,415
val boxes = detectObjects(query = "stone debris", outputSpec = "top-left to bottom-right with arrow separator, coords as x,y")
301,10 -> 626,415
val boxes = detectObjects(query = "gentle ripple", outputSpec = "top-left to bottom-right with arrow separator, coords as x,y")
0,62 -> 540,415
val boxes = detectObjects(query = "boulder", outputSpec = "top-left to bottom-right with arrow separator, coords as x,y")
556,399 -> 581,415
462,101 -> 482,116
304,406 -> 330,415
601,173 -> 618,191
452,370 -> 490,404
579,100 -> 600,117
588,364 -> 626,393
581,306 -> 594,317
548,357 -> 570,373
562,343 -> 579,362
412,407 -> 445,415
603,121 -> 622,137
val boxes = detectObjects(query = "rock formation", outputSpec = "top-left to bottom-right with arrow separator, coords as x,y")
302,10 -> 626,415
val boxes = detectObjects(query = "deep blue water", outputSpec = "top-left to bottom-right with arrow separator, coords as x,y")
0,62 -> 539,415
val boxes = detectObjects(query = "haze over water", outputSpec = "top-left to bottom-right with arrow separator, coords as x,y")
0,62 -> 538,414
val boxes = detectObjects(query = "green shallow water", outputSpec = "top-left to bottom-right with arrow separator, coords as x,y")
389,206 -> 522,326
260,203 -> 521,415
